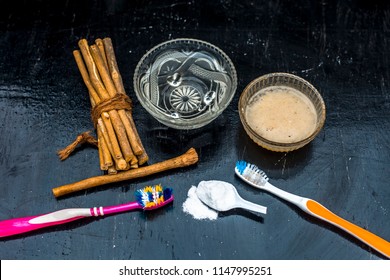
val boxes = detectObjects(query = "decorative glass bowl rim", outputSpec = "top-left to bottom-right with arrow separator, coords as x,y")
133,38 -> 238,129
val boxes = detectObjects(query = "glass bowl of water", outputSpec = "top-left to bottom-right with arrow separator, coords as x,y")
133,38 -> 238,129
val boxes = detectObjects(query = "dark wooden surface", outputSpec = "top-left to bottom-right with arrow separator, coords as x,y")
0,0 -> 389,260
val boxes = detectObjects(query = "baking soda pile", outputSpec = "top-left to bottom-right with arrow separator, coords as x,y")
182,184 -> 218,220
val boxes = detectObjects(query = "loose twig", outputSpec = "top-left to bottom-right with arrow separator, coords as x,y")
52,148 -> 199,198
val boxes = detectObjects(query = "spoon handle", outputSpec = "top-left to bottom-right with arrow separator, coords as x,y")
237,199 -> 267,214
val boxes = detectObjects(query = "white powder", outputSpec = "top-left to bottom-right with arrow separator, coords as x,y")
195,180 -> 237,211
183,180 -> 267,219
182,185 -> 218,220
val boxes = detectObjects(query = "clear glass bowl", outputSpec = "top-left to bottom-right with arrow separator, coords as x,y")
239,73 -> 326,152
133,38 -> 237,129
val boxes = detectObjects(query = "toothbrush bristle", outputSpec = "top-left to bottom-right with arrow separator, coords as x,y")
236,160 -> 269,186
135,184 -> 173,209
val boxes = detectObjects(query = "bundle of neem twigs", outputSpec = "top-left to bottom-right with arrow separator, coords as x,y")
58,38 -> 148,174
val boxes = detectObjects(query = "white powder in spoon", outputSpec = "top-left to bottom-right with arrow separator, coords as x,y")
182,185 -> 218,220
195,180 -> 237,211
182,180 -> 238,220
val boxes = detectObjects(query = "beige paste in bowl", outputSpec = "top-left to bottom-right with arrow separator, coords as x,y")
245,86 -> 318,143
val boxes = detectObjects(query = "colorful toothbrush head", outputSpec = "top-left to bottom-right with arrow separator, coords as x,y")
235,160 -> 269,187
135,184 -> 174,210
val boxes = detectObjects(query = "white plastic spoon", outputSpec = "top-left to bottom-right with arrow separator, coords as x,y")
195,180 -> 267,214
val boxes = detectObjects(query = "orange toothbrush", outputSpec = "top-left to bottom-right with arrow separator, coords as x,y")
235,160 -> 390,258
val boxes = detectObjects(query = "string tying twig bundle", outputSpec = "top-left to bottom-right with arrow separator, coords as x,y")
57,131 -> 98,161
58,38 -> 148,174
90,93 -> 132,127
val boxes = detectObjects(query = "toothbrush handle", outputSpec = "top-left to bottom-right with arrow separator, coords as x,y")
305,199 -> 390,258
0,208 -> 91,238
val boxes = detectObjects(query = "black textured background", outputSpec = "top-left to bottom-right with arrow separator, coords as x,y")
0,0 -> 389,259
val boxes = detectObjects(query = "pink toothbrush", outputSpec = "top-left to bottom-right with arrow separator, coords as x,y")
0,185 -> 173,238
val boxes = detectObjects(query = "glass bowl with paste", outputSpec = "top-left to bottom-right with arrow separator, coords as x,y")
239,73 -> 326,152
133,38 -> 238,129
